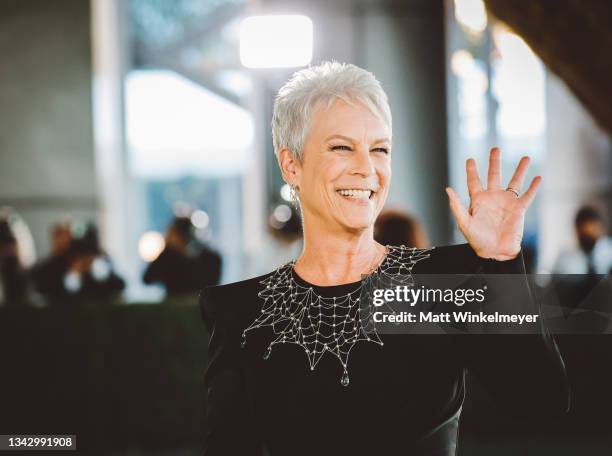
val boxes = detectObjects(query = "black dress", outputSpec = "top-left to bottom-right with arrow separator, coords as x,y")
199,243 -> 569,455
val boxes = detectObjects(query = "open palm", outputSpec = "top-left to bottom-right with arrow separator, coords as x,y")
445,148 -> 541,261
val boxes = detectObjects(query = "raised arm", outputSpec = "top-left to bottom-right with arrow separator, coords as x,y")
464,249 -> 570,419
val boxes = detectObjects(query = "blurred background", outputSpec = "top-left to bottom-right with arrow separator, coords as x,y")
0,0 -> 610,454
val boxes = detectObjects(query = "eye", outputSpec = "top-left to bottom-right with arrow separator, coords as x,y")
372,147 -> 389,154
330,145 -> 352,151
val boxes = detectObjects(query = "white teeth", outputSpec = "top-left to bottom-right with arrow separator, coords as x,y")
337,189 -> 373,200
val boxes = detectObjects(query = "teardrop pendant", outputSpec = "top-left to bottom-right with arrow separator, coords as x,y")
341,371 -> 350,387
240,333 -> 247,348
262,347 -> 272,360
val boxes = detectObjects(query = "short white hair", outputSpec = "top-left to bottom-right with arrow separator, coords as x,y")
271,61 -> 392,162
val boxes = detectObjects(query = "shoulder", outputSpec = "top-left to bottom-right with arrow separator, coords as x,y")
394,243 -> 525,274
198,270 -> 275,329
394,243 -> 482,274
597,236 -> 612,254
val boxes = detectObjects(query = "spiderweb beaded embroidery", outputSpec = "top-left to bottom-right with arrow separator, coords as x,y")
240,245 -> 435,386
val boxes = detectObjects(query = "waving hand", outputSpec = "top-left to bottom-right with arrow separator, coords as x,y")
445,147 -> 541,261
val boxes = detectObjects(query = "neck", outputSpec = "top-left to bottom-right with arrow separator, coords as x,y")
294,213 -> 384,286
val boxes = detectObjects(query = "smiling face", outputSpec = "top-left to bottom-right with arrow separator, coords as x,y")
280,98 -> 392,234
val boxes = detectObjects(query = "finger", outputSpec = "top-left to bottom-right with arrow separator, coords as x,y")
518,176 -> 542,208
507,156 -> 530,191
487,147 -> 502,191
445,186 -> 470,232
466,158 -> 483,199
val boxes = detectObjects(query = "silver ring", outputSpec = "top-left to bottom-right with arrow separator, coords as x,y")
506,187 -> 520,198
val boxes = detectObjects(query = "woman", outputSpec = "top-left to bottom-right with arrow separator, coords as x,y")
199,62 -> 569,455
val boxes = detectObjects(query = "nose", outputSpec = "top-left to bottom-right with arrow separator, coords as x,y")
350,145 -> 376,177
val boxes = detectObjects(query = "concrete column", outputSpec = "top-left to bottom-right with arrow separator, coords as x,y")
91,0 -> 135,289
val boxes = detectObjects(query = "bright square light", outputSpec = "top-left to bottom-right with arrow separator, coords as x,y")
240,15 -> 313,68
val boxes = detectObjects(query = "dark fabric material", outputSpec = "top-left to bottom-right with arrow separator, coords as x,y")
199,243 -> 569,455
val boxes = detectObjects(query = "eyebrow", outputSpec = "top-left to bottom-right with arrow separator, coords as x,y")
325,134 -> 391,145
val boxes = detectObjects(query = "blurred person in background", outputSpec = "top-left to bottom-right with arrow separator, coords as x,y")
0,211 -> 31,307
374,209 -> 429,248
554,205 -> 612,275
551,206 -> 611,334
143,215 -> 222,296
30,222 -> 73,305
61,223 -> 125,303
32,222 -> 125,306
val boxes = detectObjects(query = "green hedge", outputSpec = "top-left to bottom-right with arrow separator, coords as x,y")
0,303 -> 208,453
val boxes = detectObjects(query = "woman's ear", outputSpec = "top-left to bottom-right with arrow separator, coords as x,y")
278,147 -> 301,188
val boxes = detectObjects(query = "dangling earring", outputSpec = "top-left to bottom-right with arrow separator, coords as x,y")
290,184 -> 301,215
290,184 -> 299,203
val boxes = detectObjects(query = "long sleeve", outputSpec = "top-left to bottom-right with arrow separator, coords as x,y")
199,287 -> 263,455
463,250 -> 571,419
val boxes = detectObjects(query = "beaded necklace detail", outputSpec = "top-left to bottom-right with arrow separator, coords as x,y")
240,245 -> 435,386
